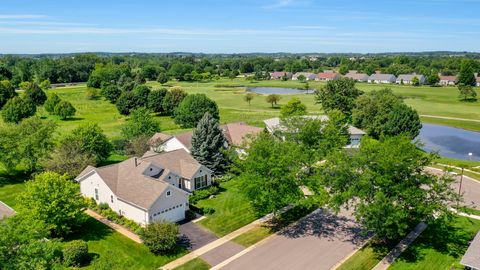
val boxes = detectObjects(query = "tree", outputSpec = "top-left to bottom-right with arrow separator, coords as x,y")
315,78 -> 363,118
115,91 -> 138,115
239,133 -> 304,216
352,88 -> 421,139
458,83 -> 477,101
0,117 -> 56,173
63,123 -> 112,164
457,60 -> 477,86
148,88 -> 168,114
266,94 -> 281,107
297,74 -> 306,82
42,140 -> 95,178
411,76 -> 420,86
101,84 -> 122,103
157,72 -> 169,84
132,84 -> 151,107
24,83 -> 47,105
280,98 -> 307,118
319,136 -> 458,240
162,87 -> 187,115
140,222 -> 179,254
427,73 -> 440,86
17,172 -> 87,236
63,240 -> 89,267
191,112 -> 228,175
1,96 -> 36,123
54,100 -> 76,119
0,80 -> 16,109
124,135 -> 151,157
174,94 -> 219,128
44,93 -> 61,113
85,88 -> 99,100
121,107 -> 160,140
39,79 -> 51,91
243,92 -> 254,105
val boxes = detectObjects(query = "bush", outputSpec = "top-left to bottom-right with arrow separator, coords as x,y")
63,240 -> 89,267
1,96 -> 36,123
44,93 -> 61,113
140,222 -> 179,254
189,185 -> 219,204
54,100 -> 76,119
85,88 -> 99,100
98,202 -> 110,210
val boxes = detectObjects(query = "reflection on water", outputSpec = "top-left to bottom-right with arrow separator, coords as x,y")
417,123 -> 480,161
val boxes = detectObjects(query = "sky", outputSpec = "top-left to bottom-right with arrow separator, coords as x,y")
1,0 -> 480,54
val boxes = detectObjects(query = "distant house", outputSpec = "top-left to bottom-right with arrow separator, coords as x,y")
270,72 -> 292,80
460,231 -> 480,270
396,74 -> 426,85
263,116 -> 366,148
292,72 -> 316,81
368,74 -> 396,84
315,72 -> 341,81
439,75 -> 457,86
149,122 -> 263,153
344,71 -> 369,82
76,149 -> 213,225
477,77 -> 480,87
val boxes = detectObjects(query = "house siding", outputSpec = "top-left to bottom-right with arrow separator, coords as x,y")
156,138 -> 190,153
148,188 -> 189,223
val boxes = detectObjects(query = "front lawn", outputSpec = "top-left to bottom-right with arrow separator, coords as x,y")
337,240 -> 397,270
195,178 -> 261,236
172,258 -> 210,270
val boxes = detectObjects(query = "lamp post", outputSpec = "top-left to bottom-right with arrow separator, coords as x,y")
458,153 -> 473,204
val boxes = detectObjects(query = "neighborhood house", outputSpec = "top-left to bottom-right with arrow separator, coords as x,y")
396,74 -> 426,85
344,71 -> 369,82
315,72 -> 341,81
368,73 -> 397,84
439,75 -> 457,86
270,71 -> 292,80
76,149 -> 213,225
263,116 -> 366,148
292,72 -> 316,81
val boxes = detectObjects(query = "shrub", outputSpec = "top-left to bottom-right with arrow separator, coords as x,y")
98,202 -> 110,210
25,82 -> 47,105
189,185 -> 219,204
174,94 -> 219,128
140,222 -> 179,254
54,100 -> 76,119
44,93 -> 61,113
202,207 -> 215,215
1,96 -> 36,123
63,240 -> 88,267
85,88 -> 99,100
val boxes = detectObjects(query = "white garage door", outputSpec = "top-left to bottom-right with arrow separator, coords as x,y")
153,205 -> 185,223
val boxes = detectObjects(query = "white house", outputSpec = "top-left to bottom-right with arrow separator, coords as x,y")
292,72 -> 316,81
263,116 -> 366,148
76,149 -> 213,225
368,74 -> 396,84
439,75 -> 456,86
396,74 -> 426,85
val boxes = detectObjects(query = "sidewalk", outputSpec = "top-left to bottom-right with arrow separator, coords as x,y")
161,205 -> 293,270
85,209 -> 142,243
372,222 -> 428,270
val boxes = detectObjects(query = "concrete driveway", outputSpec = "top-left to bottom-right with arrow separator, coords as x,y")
179,221 -> 218,251
221,208 -> 370,270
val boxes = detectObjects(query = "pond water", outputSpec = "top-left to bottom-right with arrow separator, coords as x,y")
417,123 -> 480,161
245,87 -> 313,95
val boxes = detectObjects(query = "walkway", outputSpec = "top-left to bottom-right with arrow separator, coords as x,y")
372,222 -> 428,270
219,208 -> 370,270
0,201 -> 15,219
421,114 -> 480,123
85,209 -> 142,243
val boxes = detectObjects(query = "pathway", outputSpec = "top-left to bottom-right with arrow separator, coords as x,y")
0,201 -> 15,219
85,209 -> 142,243
219,208 -> 370,270
372,222 -> 428,270
421,114 -> 480,123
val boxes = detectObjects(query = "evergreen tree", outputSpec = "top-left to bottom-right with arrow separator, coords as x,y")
457,60 -> 477,86
191,112 -> 228,175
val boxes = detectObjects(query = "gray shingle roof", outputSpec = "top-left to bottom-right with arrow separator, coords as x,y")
461,231 -> 480,269
368,74 -> 396,81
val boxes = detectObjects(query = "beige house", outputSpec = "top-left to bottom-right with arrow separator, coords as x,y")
439,75 -> 456,86
76,149 -> 212,225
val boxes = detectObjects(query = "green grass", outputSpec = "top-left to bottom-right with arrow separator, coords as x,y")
172,258 -> 210,270
0,169 -> 29,208
195,179 -> 261,236
232,225 -> 273,247
337,240 -> 397,270
389,216 -> 480,270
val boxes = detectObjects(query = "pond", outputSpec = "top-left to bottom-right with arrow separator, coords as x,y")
245,87 -> 313,95
417,123 -> 480,161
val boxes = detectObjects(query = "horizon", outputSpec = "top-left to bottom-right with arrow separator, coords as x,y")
2,0 -> 480,54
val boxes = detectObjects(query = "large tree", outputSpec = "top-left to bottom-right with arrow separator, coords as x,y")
121,107 -> 161,140
239,133 -> 304,216
24,82 -> 47,105
174,94 -> 219,128
1,96 -> 36,123
319,136 -> 458,240
315,78 -> 363,118
53,100 -> 76,120
162,87 -> 187,115
352,88 -> 421,139
44,93 -> 61,113
17,172 -> 87,236
148,88 -> 168,114
101,84 -> 122,103
265,94 -> 281,107
0,80 -> 16,109
191,112 -> 228,175
62,123 -> 112,164
43,139 -> 95,178
280,97 -> 307,118
457,60 -> 477,86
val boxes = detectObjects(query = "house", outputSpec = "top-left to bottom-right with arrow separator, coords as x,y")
460,231 -> 480,270
292,72 -> 316,81
76,149 -> 213,225
368,74 -> 396,84
149,122 -> 263,153
344,71 -> 369,82
396,74 -> 426,85
270,72 -> 292,80
263,116 -> 366,148
315,72 -> 341,81
439,75 -> 456,86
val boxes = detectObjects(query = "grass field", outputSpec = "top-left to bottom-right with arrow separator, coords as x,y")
11,78 -> 479,139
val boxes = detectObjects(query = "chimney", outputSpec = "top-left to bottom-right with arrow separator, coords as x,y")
134,157 -> 138,167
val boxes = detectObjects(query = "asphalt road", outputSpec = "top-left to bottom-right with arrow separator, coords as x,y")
221,208 -> 369,270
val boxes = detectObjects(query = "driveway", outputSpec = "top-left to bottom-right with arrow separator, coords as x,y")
221,208 -> 370,270
0,201 -> 15,219
179,221 -> 219,251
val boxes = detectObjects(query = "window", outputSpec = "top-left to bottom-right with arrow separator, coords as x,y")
94,188 -> 99,200
110,195 -> 114,203
166,190 -> 171,197
194,175 -> 208,189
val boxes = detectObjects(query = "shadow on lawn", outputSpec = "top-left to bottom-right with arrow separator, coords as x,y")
65,217 -> 114,242
0,170 -> 30,187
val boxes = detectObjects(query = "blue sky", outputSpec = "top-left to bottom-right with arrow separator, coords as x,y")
1,0 -> 480,53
